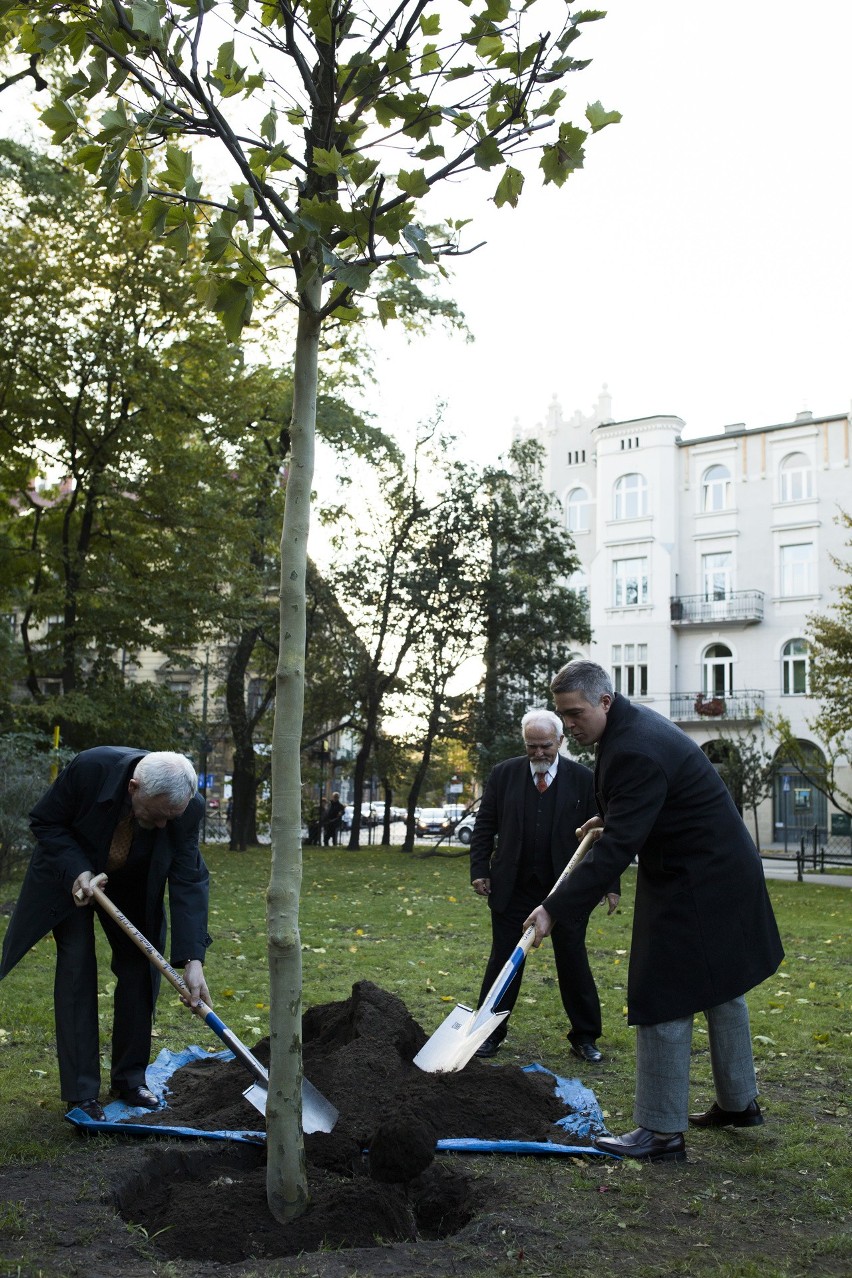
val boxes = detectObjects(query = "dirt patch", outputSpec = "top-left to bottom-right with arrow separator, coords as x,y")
118,981 -> 580,1262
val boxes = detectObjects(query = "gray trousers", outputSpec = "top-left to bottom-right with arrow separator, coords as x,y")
634,996 -> 758,1132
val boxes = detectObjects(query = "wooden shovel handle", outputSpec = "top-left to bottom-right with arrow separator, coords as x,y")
75,876 -> 213,1019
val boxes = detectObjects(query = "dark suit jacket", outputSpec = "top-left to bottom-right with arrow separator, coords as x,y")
0,747 -> 210,982
544,694 -> 784,1025
469,754 -> 600,914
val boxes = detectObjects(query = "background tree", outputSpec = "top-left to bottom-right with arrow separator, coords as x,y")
12,0 -> 617,1219
474,438 -> 591,776
704,726 -> 776,851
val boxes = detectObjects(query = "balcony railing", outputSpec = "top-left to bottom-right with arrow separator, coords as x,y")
671,690 -> 765,723
669,591 -> 764,626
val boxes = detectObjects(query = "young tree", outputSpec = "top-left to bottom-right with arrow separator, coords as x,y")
475,438 -> 591,776
10,0 -> 618,1219
704,727 -> 775,851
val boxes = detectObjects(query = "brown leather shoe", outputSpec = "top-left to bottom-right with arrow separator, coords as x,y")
688,1099 -> 763,1128
113,1085 -> 160,1110
594,1127 -> 686,1162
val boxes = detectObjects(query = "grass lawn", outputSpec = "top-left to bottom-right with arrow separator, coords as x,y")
0,841 -> 849,1276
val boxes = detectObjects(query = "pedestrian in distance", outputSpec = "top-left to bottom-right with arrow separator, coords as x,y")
0,748 -> 211,1121
470,709 -> 619,1062
323,792 -> 346,846
524,660 -> 784,1162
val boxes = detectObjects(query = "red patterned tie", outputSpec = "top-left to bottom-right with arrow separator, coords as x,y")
536,773 -> 548,794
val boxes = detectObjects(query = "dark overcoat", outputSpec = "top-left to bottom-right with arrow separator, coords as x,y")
470,754 -> 599,912
543,694 -> 783,1025
0,747 -> 210,985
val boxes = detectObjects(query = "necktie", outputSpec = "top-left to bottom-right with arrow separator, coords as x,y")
536,773 -> 548,794
107,813 -> 134,872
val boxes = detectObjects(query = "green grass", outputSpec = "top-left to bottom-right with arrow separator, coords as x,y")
0,842 -> 849,1277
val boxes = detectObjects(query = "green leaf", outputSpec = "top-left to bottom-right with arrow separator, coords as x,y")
585,100 -> 622,133
397,168 -> 430,198
130,1 -> 163,43
312,146 -> 345,177
377,297 -> 397,326
41,99 -> 78,144
260,109 -> 277,143
540,123 -> 587,186
473,135 -> 502,171
162,146 -> 193,192
419,13 -> 441,35
476,34 -> 503,61
332,260 -> 375,292
415,143 -> 445,161
493,165 -> 524,208
71,144 -> 105,175
420,44 -> 440,76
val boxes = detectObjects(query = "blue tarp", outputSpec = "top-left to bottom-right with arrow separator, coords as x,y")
65,1047 -> 614,1157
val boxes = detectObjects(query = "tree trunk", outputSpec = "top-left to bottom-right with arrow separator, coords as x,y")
265,271 -> 321,1223
347,721 -> 376,849
225,629 -> 261,851
402,694 -> 441,854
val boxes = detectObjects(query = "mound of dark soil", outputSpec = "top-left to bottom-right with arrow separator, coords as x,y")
120,981 -> 581,1263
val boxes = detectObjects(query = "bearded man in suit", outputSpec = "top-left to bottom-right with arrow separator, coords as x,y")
525,661 -> 784,1163
470,709 -> 619,1062
1,748 -> 211,1120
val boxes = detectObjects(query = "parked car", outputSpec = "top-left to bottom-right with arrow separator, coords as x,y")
415,807 -> 453,837
454,811 -> 477,845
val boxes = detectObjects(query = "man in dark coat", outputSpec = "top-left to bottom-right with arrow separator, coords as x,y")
0,747 -> 211,1120
470,709 -> 619,1061
323,793 -> 346,846
525,661 -> 784,1163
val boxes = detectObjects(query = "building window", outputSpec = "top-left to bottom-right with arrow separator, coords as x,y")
703,643 -> 733,696
567,449 -> 586,464
567,568 -> 589,603
782,639 -> 810,694
613,473 -> 648,520
779,452 -> 813,503
702,464 -> 731,512
248,677 -> 267,717
613,556 -> 649,607
565,486 -> 590,532
612,643 -> 648,696
701,551 -> 732,601
780,543 -> 815,596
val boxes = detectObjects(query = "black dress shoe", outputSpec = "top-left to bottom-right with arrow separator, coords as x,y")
74,1099 -> 106,1121
570,1041 -> 603,1063
474,1034 -> 504,1058
594,1126 -> 686,1163
688,1099 -> 763,1128
114,1085 -> 160,1110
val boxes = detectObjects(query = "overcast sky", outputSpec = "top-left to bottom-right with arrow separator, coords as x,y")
360,0 -> 852,457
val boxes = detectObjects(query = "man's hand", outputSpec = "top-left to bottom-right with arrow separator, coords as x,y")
472,877 -> 491,897
575,815 -> 605,840
181,960 -> 211,1009
72,870 -> 108,907
523,905 -> 553,948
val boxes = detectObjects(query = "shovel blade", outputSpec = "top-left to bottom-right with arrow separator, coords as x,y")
242,1078 -> 339,1134
413,1005 -> 509,1074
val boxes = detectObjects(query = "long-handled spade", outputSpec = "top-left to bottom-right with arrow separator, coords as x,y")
414,827 -> 601,1074
78,876 -> 338,1134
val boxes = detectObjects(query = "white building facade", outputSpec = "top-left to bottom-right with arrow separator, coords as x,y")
519,390 -> 851,849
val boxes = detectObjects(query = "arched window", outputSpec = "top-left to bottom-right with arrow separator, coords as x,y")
613,473 -> 648,520
703,643 -> 733,696
782,639 -> 810,695
565,486 -> 590,532
772,740 -> 827,842
779,452 -> 813,503
702,464 -> 731,512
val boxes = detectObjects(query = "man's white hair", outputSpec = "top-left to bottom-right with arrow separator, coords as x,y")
133,752 -> 197,806
521,709 -> 564,741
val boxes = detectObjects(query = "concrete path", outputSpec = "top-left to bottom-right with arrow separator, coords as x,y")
761,857 -> 851,887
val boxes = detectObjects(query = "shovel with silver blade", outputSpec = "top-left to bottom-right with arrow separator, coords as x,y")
80,877 -> 338,1134
414,827 -> 601,1074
